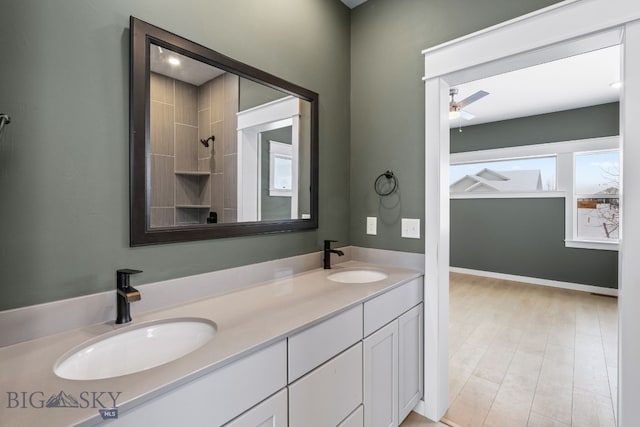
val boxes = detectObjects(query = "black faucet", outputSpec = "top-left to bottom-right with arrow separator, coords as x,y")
323,240 -> 344,269
116,269 -> 142,324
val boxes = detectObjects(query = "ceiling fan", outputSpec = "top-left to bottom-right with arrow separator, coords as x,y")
449,88 -> 489,120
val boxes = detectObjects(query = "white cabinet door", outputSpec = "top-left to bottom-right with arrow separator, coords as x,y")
364,320 -> 398,427
289,343 -> 363,427
398,304 -> 423,423
225,388 -> 288,427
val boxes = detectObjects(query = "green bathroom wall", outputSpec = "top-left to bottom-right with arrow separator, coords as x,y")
0,0 -> 351,310
449,103 -> 619,288
349,0 -> 563,252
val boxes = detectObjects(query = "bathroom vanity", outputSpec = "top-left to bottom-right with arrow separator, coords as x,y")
0,262 -> 423,426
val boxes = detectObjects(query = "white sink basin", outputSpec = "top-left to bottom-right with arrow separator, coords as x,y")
327,269 -> 388,284
54,318 -> 216,380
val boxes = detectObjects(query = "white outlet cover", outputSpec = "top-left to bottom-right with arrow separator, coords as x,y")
401,218 -> 420,239
366,217 -> 377,235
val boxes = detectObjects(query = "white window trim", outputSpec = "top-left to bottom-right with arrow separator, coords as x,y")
567,147 -> 620,250
450,135 -> 619,163
565,239 -> 619,251
450,191 -> 566,199
450,136 -> 620,250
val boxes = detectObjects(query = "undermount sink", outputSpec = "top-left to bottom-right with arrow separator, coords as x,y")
327,269 -> 388,284
54,318 -> 217,380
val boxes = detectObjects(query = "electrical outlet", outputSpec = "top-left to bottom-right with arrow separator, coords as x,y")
401,218 -> 420,239
366,217 -> 377,235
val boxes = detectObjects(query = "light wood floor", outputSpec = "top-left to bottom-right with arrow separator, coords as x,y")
401,273 -> 618,427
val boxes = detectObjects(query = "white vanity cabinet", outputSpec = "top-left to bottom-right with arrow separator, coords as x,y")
288,305 -> 364,427
289,343 -> 363,427
338,406 -> 364,427
364,320 -> 399,427
363,278 -> 424,427
113,340 -> 287,427
224,388 -> 288,427
288,305 -> 363,382
398,304 -> 423,422
108,276 -> 423,427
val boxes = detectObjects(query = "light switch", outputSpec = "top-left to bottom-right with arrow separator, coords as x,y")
401,218 -> 420,239
366,217 -> 377,235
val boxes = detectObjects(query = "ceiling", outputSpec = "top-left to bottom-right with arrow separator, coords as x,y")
341,0 -> 368,9
150,44 -> 225,86
152,6 -> 620,130
450,45 -> 621,128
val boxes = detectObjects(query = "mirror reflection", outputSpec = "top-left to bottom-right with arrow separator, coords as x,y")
148,44 -> 312,229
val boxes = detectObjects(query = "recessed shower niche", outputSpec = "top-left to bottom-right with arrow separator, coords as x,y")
149,56 -> 239,227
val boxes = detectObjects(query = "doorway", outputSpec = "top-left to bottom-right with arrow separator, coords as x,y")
422,1 -> 640,424
443,45 -> 620,424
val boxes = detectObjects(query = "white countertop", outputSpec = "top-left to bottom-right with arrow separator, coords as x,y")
0,261 -> 422,426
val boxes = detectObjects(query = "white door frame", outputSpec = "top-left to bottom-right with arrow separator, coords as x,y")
236,96 -> 300,222
422,0 -> 640,423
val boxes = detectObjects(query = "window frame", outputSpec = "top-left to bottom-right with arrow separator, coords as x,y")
450,135 -> 620,251
566,147 -> 620,250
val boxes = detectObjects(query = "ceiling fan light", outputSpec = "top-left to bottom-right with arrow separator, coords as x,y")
449,109 -> 461,120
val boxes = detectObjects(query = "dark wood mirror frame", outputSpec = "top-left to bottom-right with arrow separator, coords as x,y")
130,17 -> 319,246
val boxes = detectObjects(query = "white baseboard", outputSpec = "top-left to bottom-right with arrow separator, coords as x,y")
412,400 -> 427,418
450,267 -> 618,296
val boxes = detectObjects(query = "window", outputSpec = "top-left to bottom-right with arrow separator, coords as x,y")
450,136 -> 620,250
574,150 -> 620,242
450,156 -> 557,193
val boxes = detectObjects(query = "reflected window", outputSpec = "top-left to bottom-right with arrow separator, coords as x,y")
269,141 -> 293,196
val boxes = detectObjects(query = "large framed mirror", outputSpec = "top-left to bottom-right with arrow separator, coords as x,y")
130,17 -> 318,246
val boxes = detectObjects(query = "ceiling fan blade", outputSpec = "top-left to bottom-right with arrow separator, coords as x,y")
459,109 -> 475,120
456,90 -> 489,108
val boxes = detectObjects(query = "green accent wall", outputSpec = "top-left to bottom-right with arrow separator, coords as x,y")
0,0 -> 351,310
451,198 -> 618,288
0,0 -> 576,310
239,78 -> 288,112
349,0 -> 563,252
450,103 -> 619,288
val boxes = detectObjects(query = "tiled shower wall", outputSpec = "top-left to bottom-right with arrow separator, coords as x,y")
149,72 -> 238,227
149,72 -> 177,227
197,73 -> 239,224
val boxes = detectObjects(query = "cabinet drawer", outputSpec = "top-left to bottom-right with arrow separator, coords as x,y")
288,304 -> 363,382
364,277 -> 423,336
224,388 -> 288,427
289,343 -> 363,427
115,340 -> 287,427
338,405 -> 363,427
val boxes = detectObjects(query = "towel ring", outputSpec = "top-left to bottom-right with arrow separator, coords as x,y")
374,170 -> 398,196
